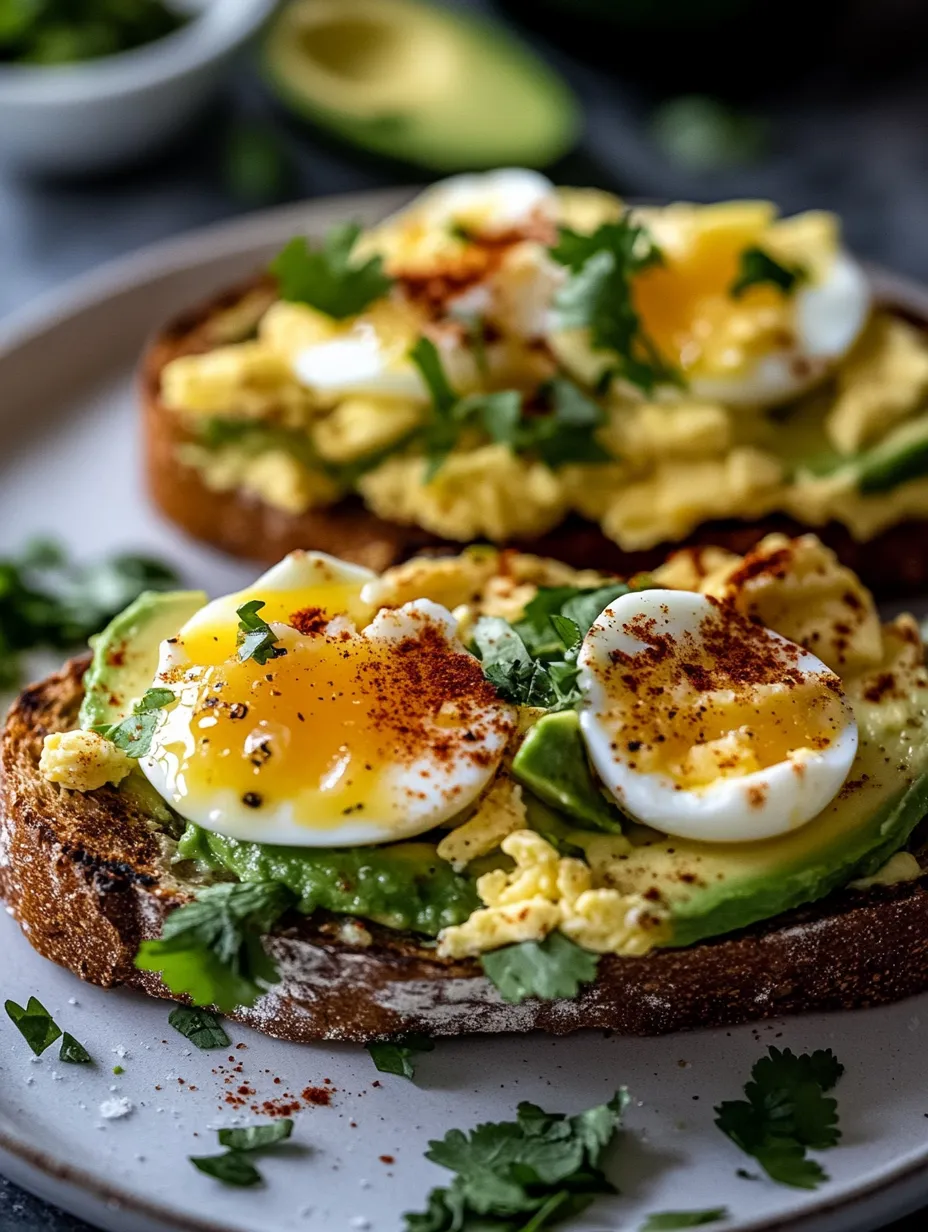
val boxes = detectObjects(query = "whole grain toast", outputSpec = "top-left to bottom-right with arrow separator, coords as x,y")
142,277 -> 928,593
5,655 -> 928,1043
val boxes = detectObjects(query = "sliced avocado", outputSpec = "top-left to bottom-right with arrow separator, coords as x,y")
791,413 -> 928,494
177,824 -> 479,935
512,710 -> 625,834
262,0 -> 579,171
855,415 -> 928,493
78,589 -> 206,730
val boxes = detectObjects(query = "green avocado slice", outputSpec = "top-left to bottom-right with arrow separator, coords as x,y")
262,0 -> 579,171
177,825 -> 479,936
586,641 -> 928,950
78,589 -> 207,730
512,710 -> 625,834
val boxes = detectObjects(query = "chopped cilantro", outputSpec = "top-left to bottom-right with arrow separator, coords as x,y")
91,686 -> 174,758
191,1118 -> 293,1187
236,600 -> 287,667
714,1047 -> 844,1189
472,579 -> 635,713
59,1032 -> 92,1064
190,1152 -> 262,1187
366,1033 -> 435,1081
641,1211 -> 729,1230
135,881 -> 296,1012
404,1090 -> 627,1230
270,224 -> 392,319
481,933 -> 600,1005
409,338 -> 609,478
4,998 -> 91,1063
5,997 -> 62,1056
730,247 -> 806,299
550,217 -> 683,394
168,1006 -> 230,1051
113,1065 -> 125,1076
0,540 -> 178,689
218,1120 -> 293,1151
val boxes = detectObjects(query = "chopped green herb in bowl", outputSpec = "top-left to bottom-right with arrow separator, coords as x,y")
0,0 -> 188,65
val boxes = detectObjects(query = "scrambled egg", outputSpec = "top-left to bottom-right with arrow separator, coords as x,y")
437,830 -> 668,959
177,443 -> 339,515
358,445 -> 569,542
40,730 -> 133,791
160,182 -> 928,546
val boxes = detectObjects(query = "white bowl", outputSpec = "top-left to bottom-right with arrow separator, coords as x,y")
0,0 -> 276,175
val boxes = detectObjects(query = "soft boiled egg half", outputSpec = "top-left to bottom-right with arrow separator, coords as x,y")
553,199 -> 871,409
577,589 -> 859,843
289,169 -> 562,402
139,552 -> 515,846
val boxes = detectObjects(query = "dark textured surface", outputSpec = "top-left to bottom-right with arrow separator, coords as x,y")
3,0 -> 928,1227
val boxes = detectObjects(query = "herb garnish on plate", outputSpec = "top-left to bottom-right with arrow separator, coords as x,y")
715,1046 -> 844,1188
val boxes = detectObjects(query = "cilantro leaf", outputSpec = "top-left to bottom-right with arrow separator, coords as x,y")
270,224 -> 392,319
218,1120 -> 293,1151
367,1033 -> 435,1080
472,617 -> 560,709
473,579 -> 638,720
59,1032 -> 92,1064
236,599 -> 287,666
515,582 -> 630,658
135,881 -> 296,1012
411,335 -> 457,416
190,1151 -> 262,1187
550,217 -> 682,395
482,933 -> 600,1005
409,339 -> 610,477
0,542 -> 178,689
5,997 -> 62,1055
192,1118 -> 294,1187
405,1090 -> 626,1230
730,247 -> 806,299
714,1047 -> 844,1189
641,1210 -> 729,1230
91,686 -> 174,758
168,1006 -> 230,1051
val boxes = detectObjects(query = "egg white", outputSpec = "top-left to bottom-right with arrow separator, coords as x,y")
577,589 -> 859,843
383,168 -> 558,238
180,551 -> 378,647
140,594 -> 514,847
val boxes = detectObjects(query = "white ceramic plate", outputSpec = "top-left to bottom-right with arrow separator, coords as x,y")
1,192 -> 928,1232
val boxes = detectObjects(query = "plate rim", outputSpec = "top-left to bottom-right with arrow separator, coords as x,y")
2,186 -> 928,1232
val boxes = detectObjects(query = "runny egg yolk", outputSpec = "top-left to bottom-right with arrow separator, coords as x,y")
632,222 -> 796,378
149,607 -> 510,838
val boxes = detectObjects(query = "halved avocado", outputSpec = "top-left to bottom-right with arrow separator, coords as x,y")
262,0 -> 580,171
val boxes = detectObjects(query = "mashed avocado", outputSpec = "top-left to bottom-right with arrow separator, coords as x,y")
177,825 -> 479,935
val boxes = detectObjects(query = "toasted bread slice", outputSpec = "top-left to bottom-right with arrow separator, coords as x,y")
142,278 -> 928,592
4,654 -> 928,1042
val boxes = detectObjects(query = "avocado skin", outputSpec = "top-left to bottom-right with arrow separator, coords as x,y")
512,710 -> 625,834
178,824 -> 479,935
261,0 -> 579,172
78,589 -> 207,730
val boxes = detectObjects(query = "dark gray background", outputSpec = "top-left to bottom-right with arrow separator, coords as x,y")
2,0 -> 928,1227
